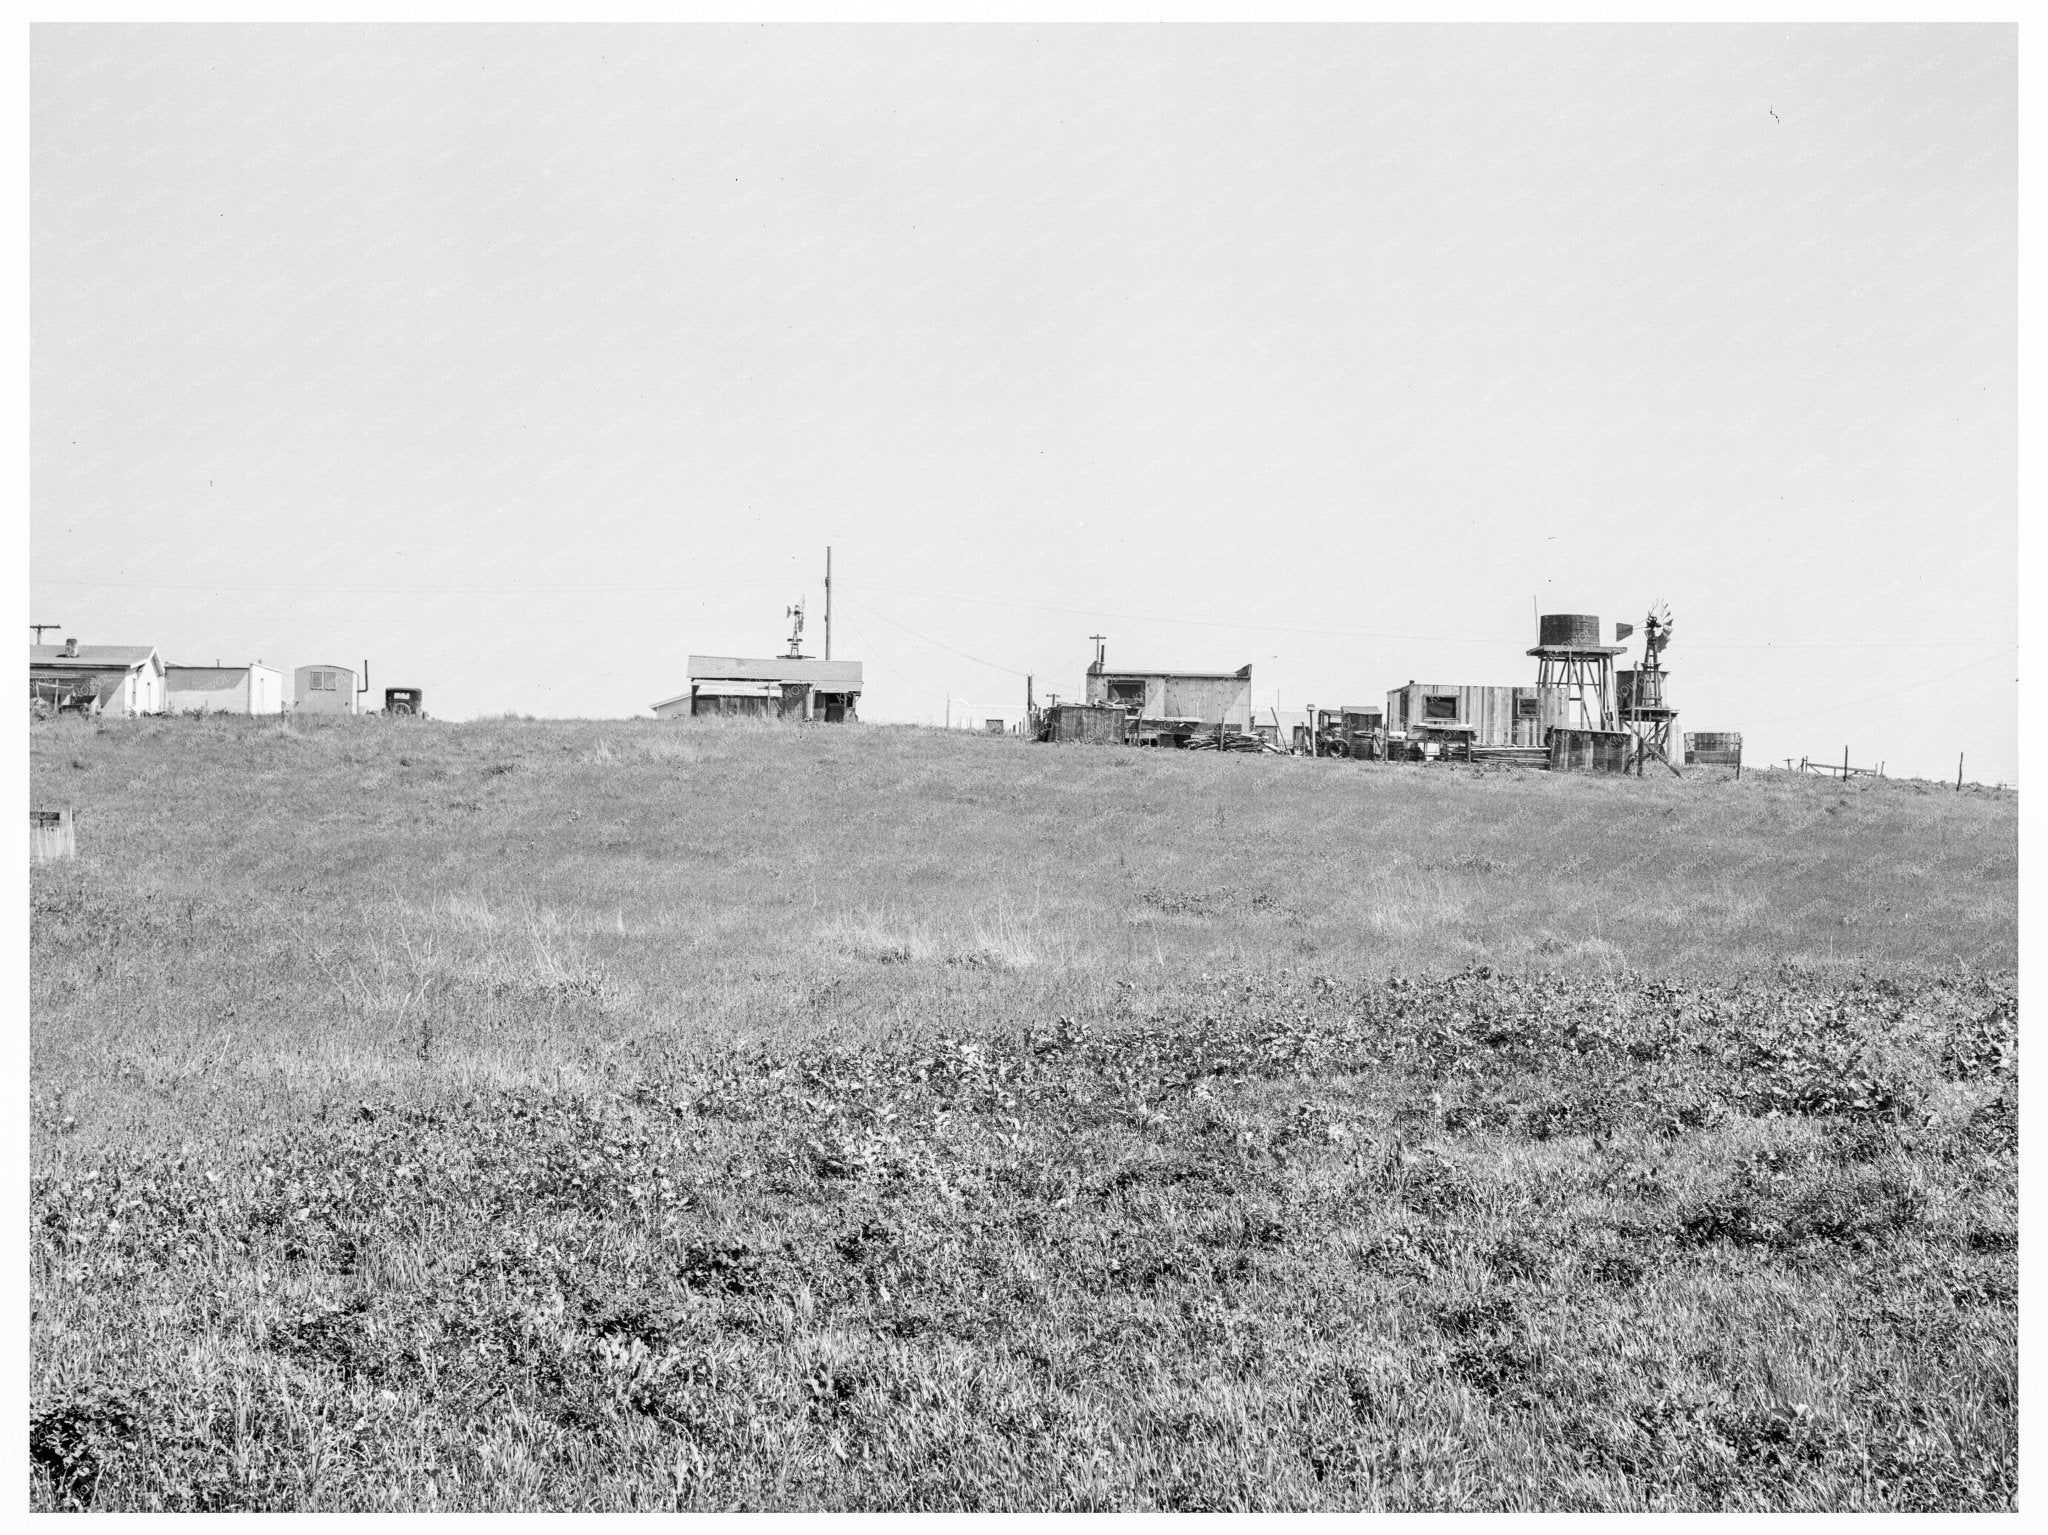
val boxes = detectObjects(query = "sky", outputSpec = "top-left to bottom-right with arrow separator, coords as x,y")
29,24 -> 2017,783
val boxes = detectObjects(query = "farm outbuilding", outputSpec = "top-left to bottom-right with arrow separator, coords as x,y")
294,664 -> 361,714
653,656 -> 863,722
1385,682 -> 1546,747
30,641 -> 165,717
166,663 -> 284,716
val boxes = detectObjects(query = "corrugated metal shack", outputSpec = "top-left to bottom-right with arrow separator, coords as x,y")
1385,682 -> 1546,747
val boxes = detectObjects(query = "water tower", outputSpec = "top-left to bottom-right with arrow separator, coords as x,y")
1528,614 -> 1626,735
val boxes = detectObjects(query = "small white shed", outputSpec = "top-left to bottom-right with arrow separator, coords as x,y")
167,663 -> 284,716
293,664 -> 360,715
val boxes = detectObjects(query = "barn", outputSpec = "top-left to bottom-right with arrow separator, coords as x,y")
166,663 -> 284,716
653,656 -> 863,722
294,664 -> 361,715
30,640 -> 165,716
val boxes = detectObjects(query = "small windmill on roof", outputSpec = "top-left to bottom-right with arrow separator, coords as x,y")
784,599 -> 807,660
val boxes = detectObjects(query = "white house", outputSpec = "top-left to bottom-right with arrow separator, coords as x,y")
30,640 -> 165,716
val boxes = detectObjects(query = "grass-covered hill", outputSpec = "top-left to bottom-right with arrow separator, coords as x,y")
30,715 -> 2017,1510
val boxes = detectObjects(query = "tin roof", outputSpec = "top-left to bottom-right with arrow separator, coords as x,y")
686,655 -> 862,687
1092,664 -> 1252,681
30,644 -> 159,670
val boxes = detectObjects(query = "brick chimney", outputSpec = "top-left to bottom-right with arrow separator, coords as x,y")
63,637 -> 78,657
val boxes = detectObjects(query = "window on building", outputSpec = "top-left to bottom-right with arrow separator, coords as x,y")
1422,694 -> 1458,721
1517,696 -> 1540,720
1107,680 -> 1145,707
311,671 -> 333,691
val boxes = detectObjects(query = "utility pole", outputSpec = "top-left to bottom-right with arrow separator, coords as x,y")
1957,753 -> 1965,792
1088,634 -> 1106,671
30,624 -> 62,644
824,546 -> 832,661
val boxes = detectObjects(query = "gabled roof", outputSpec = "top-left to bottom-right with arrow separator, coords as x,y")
30,644 -> 160,671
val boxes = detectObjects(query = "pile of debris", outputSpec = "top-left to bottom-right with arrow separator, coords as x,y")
1184,728 -> 1286,755
1469,745 -> 1553,768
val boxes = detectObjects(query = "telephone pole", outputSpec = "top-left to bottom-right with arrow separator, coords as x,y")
824,546 -> 832,661
30,623 -> 62,644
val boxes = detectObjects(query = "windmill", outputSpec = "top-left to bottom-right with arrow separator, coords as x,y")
784,600 -> 807,660
1618,604 -> 1681,776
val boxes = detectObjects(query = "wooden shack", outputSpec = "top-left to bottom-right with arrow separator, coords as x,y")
1039,703 -> 1129,744
1084,656 -> 1252,746
1386,682 -> 1546,747
654,656 -> 863,722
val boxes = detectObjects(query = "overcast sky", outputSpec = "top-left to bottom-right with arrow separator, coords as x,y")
31,24 -> 2016,782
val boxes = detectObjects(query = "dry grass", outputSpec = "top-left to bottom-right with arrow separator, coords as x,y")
28,713 -> 2017,1509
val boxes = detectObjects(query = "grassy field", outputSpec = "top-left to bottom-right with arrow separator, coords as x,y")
29,714 -> 2018,1509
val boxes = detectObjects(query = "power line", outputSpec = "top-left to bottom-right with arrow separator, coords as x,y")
845,577 -> 2013,651
33,571 -> 2016,654
1739,645 -> 2017,729
841,594 -> 1039,679
831,614 -> 943,705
